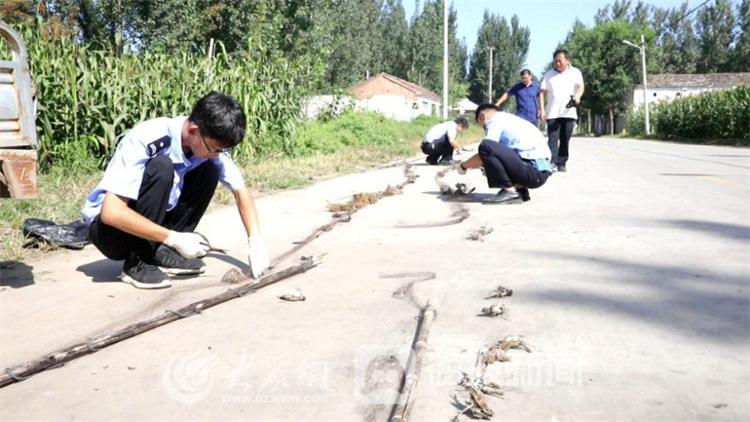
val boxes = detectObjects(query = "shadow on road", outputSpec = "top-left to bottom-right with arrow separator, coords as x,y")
663,219 -> 750,242
77,259 -> 122,283
0,261 -> 35,288
522,251 -> 749,343
422,190 -> 498,203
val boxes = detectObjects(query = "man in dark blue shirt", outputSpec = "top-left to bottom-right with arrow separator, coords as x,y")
495,69 -> 541,125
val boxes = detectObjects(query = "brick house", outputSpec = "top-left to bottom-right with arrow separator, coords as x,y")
350,72 -> 442,121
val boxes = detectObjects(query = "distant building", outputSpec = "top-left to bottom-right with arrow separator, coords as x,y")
453,98 -> 478,116
349,72 -> 442,121
632,73 -> 750,107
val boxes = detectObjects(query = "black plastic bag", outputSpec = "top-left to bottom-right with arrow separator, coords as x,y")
22,218 -> 90,250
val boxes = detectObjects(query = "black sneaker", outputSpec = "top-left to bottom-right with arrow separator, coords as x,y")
154,244 -> 206,276
483,189 -> 523,204
557,163 -> 567,172
517,187 -> 531,202
438,157 -> 455,165
120,257 -> 171,289
425,156 -> 439,165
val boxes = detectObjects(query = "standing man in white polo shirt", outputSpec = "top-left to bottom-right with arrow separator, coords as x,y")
421,116 -> 469,165
539,49 -> 584,172
81,91 -> 270,289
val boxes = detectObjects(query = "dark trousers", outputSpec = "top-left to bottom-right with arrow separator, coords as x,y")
421,136 -> 453,164
546,118 -> 576,165
88,155 -> 220,263
478,139 -> 549,189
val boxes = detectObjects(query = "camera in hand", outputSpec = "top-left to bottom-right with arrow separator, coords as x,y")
565,95 -> 577,109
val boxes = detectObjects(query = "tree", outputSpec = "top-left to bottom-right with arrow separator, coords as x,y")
467,11 -> 530,104
562,20 -> 652,134
402,0 -> 465,100
734,0 -> 750,71
696,0 -> 736,72
378,0 -> 410,78
652,3 -> 700,73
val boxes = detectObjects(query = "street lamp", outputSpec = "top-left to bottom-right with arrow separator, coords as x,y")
487,47 -> 494,103
442,0 -> 448,118
623,34 -> 650,135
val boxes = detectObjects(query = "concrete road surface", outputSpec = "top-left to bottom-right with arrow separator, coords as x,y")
1,136 -> 748,421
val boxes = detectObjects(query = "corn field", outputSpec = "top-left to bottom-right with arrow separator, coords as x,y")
627,86 -> 750,145
14,22 -> 312,171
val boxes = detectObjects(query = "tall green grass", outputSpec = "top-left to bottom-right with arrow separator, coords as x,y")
627,86 -> 750,145
15,20 -> 313,170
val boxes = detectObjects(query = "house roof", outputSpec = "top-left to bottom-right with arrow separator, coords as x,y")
636,73 -> 750,89
453,98 -> 478,110
351,72 -> 442,102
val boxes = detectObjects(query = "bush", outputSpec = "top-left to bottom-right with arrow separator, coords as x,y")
294,111 -> 441,156
626,86 -> 750,145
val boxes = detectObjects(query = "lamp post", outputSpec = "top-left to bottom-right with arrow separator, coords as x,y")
623,34 -> 650,135
442,0 -> 448,118
488,47 -> 494,103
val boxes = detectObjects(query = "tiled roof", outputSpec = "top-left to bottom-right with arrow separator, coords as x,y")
351,72 -> 442,102
637,73 -> 750,88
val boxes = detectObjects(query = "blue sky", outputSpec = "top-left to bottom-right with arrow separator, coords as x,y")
401,0 -> 731,77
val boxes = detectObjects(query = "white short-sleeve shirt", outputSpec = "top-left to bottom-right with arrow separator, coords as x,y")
540,65 -> 584,120
81,116 -> 245,224
423,121 -> 458,143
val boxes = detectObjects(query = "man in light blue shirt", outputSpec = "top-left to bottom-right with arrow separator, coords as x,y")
82,92 -> 269,289
456,103 -> 552,204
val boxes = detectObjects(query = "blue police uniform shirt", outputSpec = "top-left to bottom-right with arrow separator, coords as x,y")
484,112 -> 552,172
81,116 -> 245,224
506,81 -> 540,124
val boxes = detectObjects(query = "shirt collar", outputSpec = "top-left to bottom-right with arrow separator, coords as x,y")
167,116 -> 190,166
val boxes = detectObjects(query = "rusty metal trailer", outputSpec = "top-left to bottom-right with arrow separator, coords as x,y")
0,22 -> 37,198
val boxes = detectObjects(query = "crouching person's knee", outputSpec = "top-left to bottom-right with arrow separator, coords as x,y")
478,139 -> 495,157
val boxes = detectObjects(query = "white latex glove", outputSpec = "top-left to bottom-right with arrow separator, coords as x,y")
164,231 -> 209,259
455,162 -> 467,175
247,235 -> 270,279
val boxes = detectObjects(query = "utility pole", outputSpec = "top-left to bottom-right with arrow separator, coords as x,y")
488,47 -> 494,103
442,0 -> 448,118
623,34 -> 650,135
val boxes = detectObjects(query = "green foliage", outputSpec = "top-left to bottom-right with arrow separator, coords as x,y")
562,20 -> 652,117
733,0 -> 750,71
294,111 -> 440,156
18,20 -> 313,170
467,11 -> 530,104
626,86 -> 750,145
696,0 -> 737,72
406,0 -> 466,97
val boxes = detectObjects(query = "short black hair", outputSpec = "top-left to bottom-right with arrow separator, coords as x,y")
553,49 -> 570,59
520,68 -> 532,76
454,116 -> 469,128
474,103 -> 499,122
189,91 -> 246,148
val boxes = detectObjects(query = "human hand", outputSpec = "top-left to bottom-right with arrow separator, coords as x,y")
455,162 -> 467,175
247,234 -> 270,279
164,231 -> 209,259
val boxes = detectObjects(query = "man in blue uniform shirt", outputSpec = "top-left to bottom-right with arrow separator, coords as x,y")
495,69 -> 541,125
82,91 -> 270,289
456,103 -> 552,204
